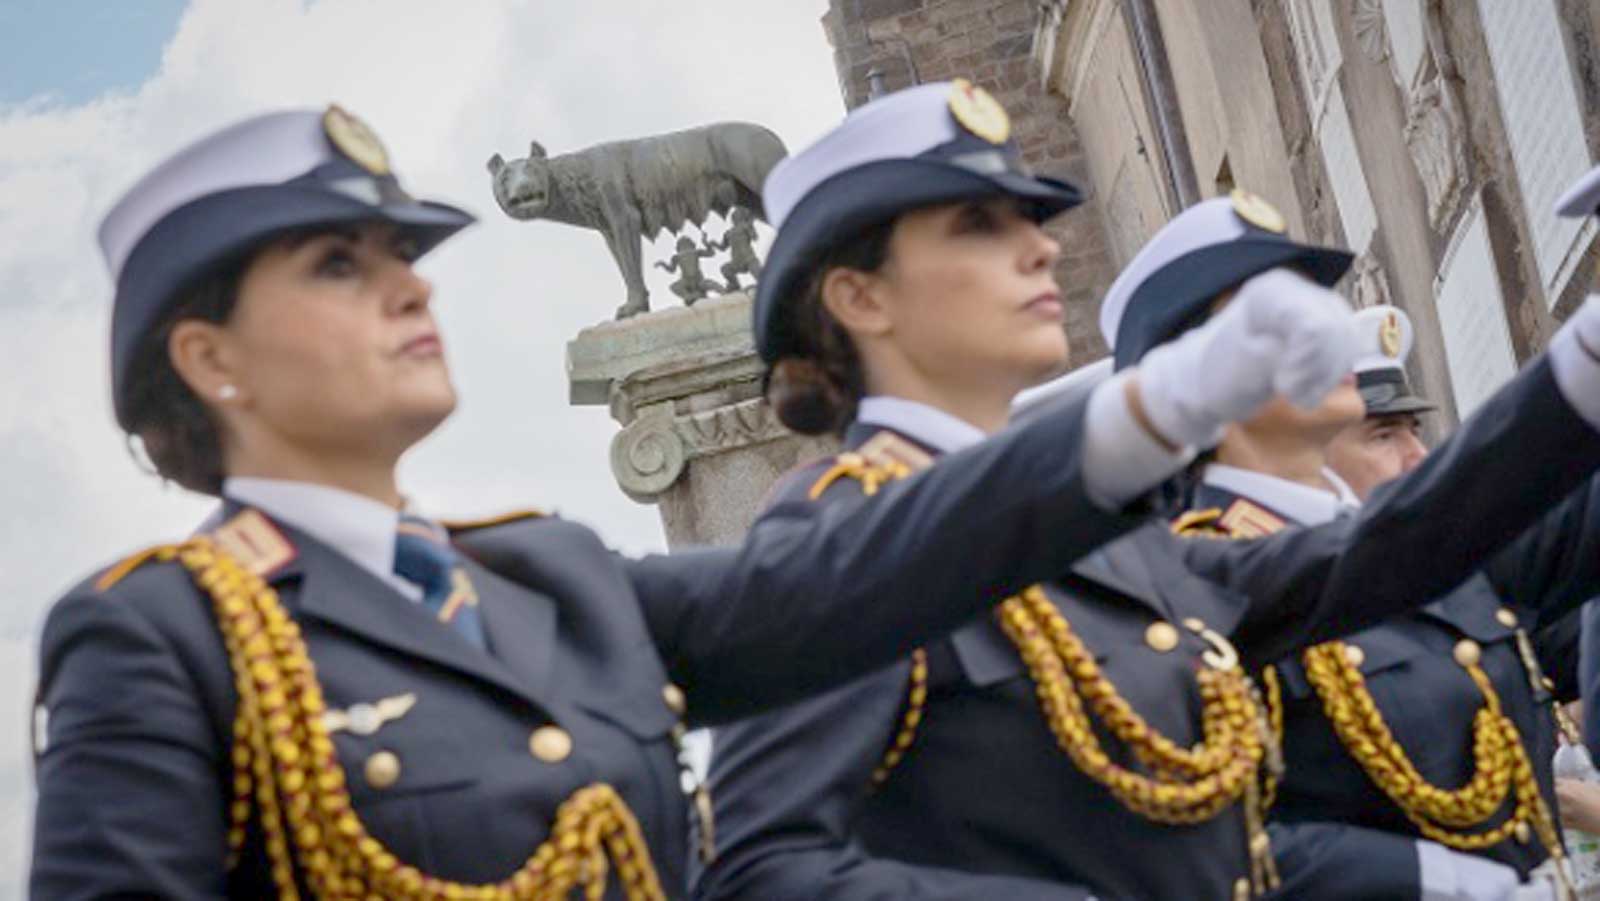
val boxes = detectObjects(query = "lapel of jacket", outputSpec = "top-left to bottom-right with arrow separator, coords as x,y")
468,556 -> 559,708
212,502 -> 544,709
1068,530 -> 1185,620
454,516 -> 672,730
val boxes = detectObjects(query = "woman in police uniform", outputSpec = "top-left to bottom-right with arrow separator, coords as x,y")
28,105 -> 1217,900
695,83 -> 1600,900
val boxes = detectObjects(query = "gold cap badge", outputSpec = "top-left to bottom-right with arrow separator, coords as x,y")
322,104 -> 391,176
1230,189 -> 1286,234
1379,311 -> 1402,358
948,78 -> 1010,145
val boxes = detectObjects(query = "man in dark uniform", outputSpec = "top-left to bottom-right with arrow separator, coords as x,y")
1322,307 -> 1436,500
1184,300 -> 1600,900
695,83 -> 1600,901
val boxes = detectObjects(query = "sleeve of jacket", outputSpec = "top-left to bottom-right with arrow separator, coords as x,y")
1188,357 -> 1600,665
1531,603 -> 1583,702
693,663 -> 1094,901
1479,472 -> 1600,628
30,579 -> 229,900
1263,821 -> 1421,901
626,388 -> 1148,725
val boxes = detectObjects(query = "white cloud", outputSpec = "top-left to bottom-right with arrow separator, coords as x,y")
0,0 -> 842,893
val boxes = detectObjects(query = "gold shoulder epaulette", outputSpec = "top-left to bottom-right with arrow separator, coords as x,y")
94,544 -> 183,591
808,431 -> 934,500
441,508 -> 547,533
213,508 -> 297,577
1217,499 -> 1287,539
1170,508 -> 1227,538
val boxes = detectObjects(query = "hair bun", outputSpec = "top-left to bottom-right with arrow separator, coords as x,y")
768,357 -> 852,435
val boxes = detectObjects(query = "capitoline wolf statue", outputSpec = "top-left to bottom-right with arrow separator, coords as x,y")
488,122 -> 787,319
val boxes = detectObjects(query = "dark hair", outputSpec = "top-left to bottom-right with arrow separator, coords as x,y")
766,218 -> 897,435
122,260 -> 247,496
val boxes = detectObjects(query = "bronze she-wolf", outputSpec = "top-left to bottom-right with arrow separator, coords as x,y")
489,123 -> 787,318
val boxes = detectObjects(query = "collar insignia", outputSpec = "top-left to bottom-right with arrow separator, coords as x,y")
808,430 -> 935,500
858,430 -> 936,473
212,508 -> 297,578
1217,499 -> 1288,539
323,104 -> 391,177
1230,189 -> 1287,234
949,78 -> 1011,145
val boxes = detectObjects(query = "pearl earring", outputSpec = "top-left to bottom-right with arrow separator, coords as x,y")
218,384 -> 238,401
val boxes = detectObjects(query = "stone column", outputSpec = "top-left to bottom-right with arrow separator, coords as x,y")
567,291 -> 838,548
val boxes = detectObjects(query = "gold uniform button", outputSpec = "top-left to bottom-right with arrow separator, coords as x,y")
1454,639 -> 1482,668
662,683 -> 687,716
1344,645 -> 1366,668
364,750 -> 401,789
1145,621 -> 1180,653
1182,617 -> 1204,632
529,726 -> 573,763
1496,607 -> 1519,628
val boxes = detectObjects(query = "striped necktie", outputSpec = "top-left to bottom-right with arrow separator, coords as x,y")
393,515 -> 487,650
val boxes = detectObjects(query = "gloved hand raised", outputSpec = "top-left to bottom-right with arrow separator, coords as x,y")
1133,268 -> 1358,448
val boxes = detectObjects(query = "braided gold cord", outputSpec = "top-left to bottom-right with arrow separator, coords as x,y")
814,467 -> 1279,893
811,457 -> 931,789
870,649 -> 928,787
808,453 -> 911,501
1303,639 -> 1563,858
998,587 -> 1269,824
1258,666 -> 1283,811
822,467 -> 1271,827
1169,509 -> 1228,539
159,538 -> 667,901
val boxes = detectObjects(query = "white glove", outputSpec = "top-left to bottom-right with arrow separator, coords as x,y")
1134,268 -> 1358,448
1417,840 -> 1525,900
1550,294 -> 1600,432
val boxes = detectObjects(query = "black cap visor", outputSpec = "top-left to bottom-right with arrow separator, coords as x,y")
1358,369 -> 1437,416
1111,236 -> 1354,370
755,158 -> 1081,363
112,183 -> 474,428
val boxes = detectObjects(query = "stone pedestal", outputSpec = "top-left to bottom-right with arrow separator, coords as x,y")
567,292 -> 838,548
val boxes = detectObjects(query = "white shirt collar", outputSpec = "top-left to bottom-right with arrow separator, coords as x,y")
1321,467 -> 1363,508
223,476 -> 420,600
855,396 -> 987,454
1201,463 -> 1356,526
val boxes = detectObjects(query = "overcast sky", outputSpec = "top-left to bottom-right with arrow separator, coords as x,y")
0,0 -> 844,889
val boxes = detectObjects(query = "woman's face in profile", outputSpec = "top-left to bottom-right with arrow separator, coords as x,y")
869,196 -> 1069,395
211,221 -> 457,458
